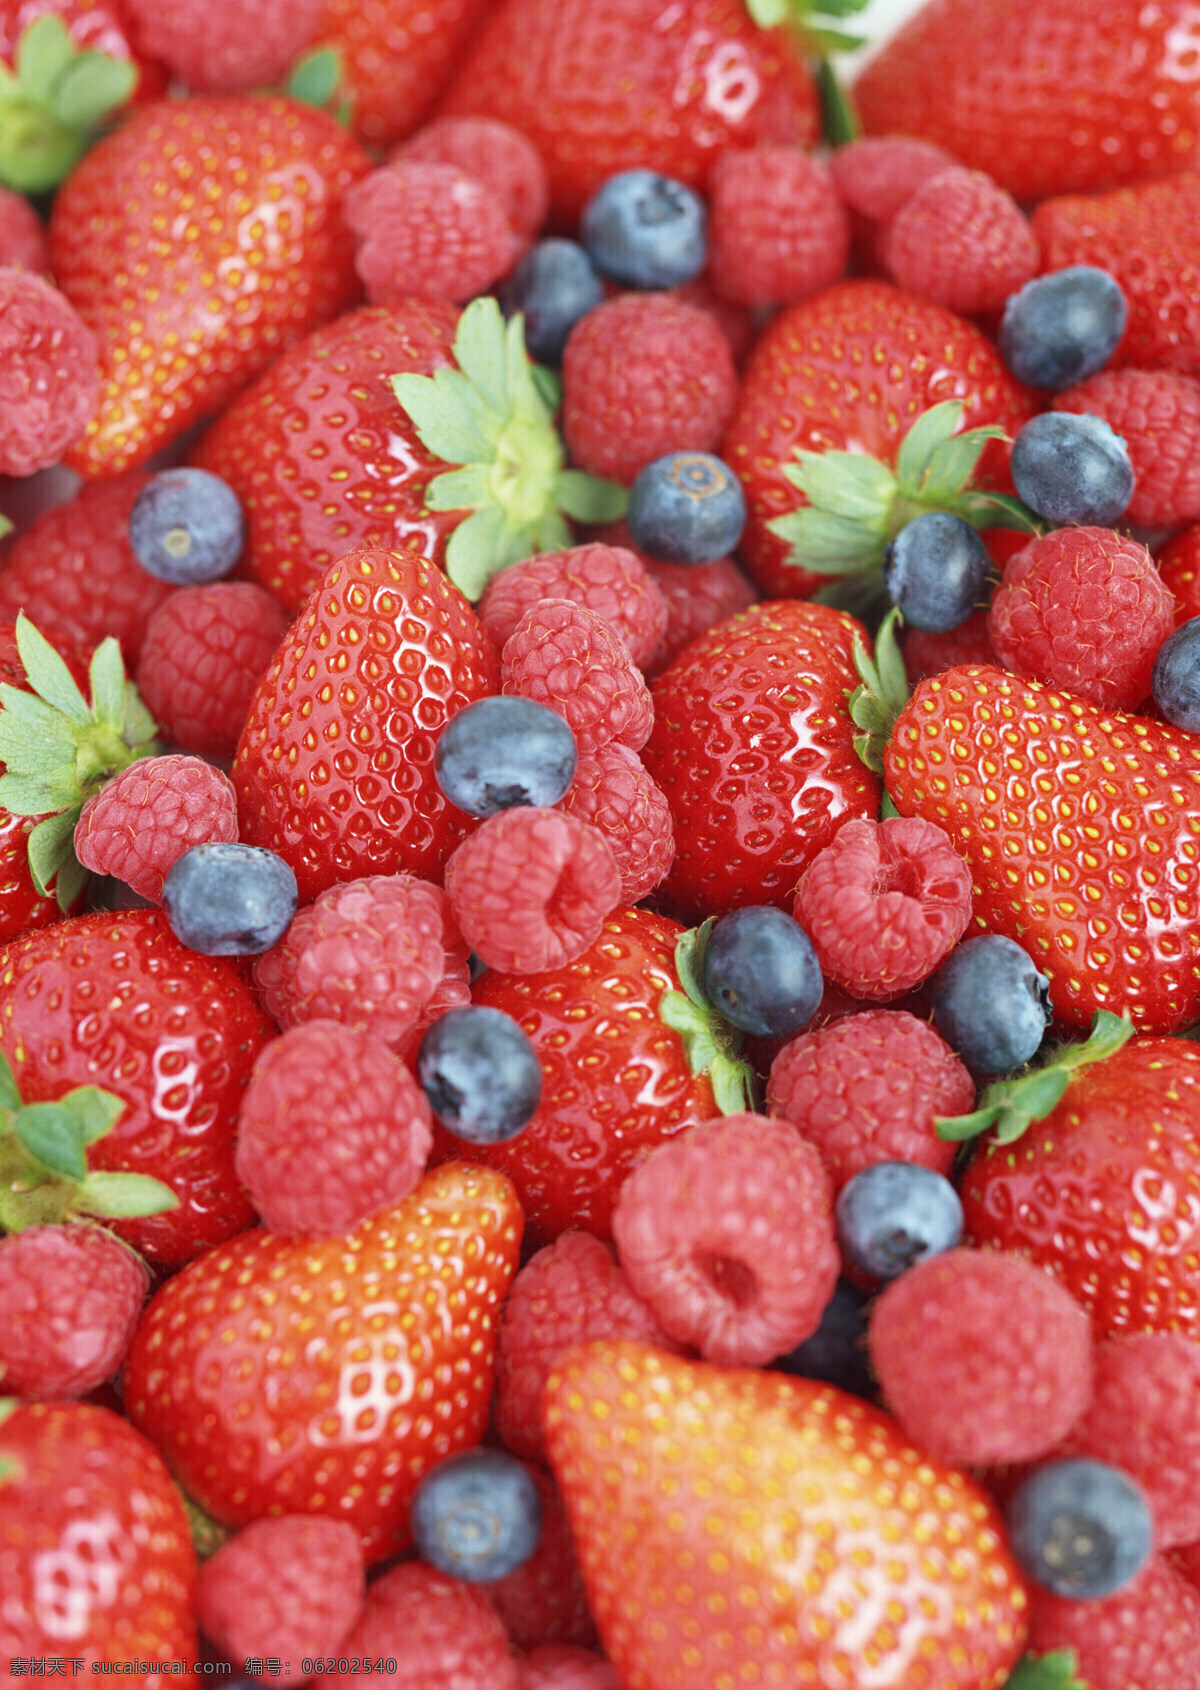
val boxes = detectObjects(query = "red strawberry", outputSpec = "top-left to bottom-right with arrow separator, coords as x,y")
123,1160 -> 523,1559
49,95 -> 370,477
854,0 -> 1200,203
885,664 -> 1200,1033
0,1398 -> 198,1673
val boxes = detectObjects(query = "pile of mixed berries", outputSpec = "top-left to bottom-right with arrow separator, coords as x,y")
5,0 -> 1200,1686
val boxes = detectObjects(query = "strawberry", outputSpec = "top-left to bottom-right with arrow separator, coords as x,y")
543,1341 -> 1029,1688
884,664 -> 1200,1034
0,1398 -> 198,1673
123,1160 -> 523,1560
49,94 -> 371,477
853,0 -> 1200,204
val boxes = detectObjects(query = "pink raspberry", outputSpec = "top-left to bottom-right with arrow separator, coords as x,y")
488,1464 -> 598,1652
501,599 -> 653,754
121,0 -> 325,90
901,606 -> 994,686
1028,1555 -> 1200,1690
495,1231 -> 683,1462
793,815 -> 973,1001
478,544 -> 668,670
987,527 -> 1176,710
344,160 -> 520,307
0,1224 -> 149,1399
253,873 -> 469,1055
519,1650 -> 619,1690
641,554 -> 759,674
0,192 -> 49,273
444,807 -> 621,975
0,268 -> 98,476
868,1247 -> 1095,1466
557,741 -> 674,904
340,1563 -> 521,1690
766,1009 -> 972,1191
829,135 -> 961,227
611,1112 -> 840,1368
884,166 -> 1039,316
135,583 -> 291,759
74,754 -> 239,903
671,274 -> 756,366
1053,369 -> 1200,530
706,147 -> 849,309
197,1516 -> 366,1686
234,1020 -> 433,1236
561,293 -> 738,486
395,117 -> 549,243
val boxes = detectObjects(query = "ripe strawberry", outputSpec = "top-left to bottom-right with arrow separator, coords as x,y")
123,1160 -> 523,1559
49,95 -> 370,477
436,0 -> 820,225
886,665 -> 1200,1033
854,0 -> 1200,203
544,1341 -> 1029,1689
0,1399 -> 198,1672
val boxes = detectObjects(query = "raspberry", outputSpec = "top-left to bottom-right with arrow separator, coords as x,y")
558,741 -> 674,904
135,583 -> 291,759
901,606 -> 995,686
868,1247 -> 1095,1466
884,167 -> 1039,316
0,1224 -> 149,1399
611,1112 -> 840,1368
829,135 -> 960,227
487,1464 -> 598,1652
344,161 -> 520,307
1159,524 -> 1200,625
561,293 -> 738,486
706,147 -> 849,309
671,275 -> 756,366
74,754 -> 239,903
340,1562 -> 521,1690
234,1020 -> 433,1236
478,544 -> 668,670
793,816 -> 973,1001
253,873 -> 468,1055
641,554 -> 758,675
395,117 -> 549,242
501,599 -> 653,754
121,0 -> 325,91
1053,369 -> 1200,530
197,1515 -> 366,1684
495,1231 -> 682,1462
0,187 -> 49,274
0,269 -> 98,477
518,1649 -> 619,1690
0,473 -> 172,662
444,807 -> 621,975
987,527 -> 1176,709
1027,1554 -> 1200,1690
766,1009 -> 971,1191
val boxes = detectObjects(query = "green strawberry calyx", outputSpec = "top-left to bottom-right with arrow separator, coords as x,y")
0,1048 -> 177,1233
659,918 -> 757,1115
284,47 -> 354,126
745,0 -> 871,56
768,399 -> 1043,580
937,1009 -> 1135,1147
847,605 -> 909,779
390,296 -> 628,603
0,612 -> 160,909
1003,1650 -> 1085,1690
0,15 -> 137,194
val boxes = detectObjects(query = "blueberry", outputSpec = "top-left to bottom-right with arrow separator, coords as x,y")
129,467 -> 245,584
999,266 -> 1128,392
773,1279 -> 875,1400
418,1005 -> 543,1144
1006,1458 -> 1153,1599
932,934 -> 1052,1074
701,906 -> 823,1039
161,843 -> 298,956
580,169 -> 707,290
503,238 -> 605,365
881,512 -> 991,632
1010,411 -> 1134,527
627,452 -> 747,564
1151,616 -> 1200,732
410,1448 -> 542,1583
435,696 -> 578,818
835,1162 -> 964,1281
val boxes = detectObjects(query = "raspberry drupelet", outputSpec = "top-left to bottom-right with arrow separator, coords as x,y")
74,754 -> 239,903
0,1224 -> 150,1399
395,116 -> 549,243
557,741 -> 674,903
502,599 -> 654,753
344,160 -> 520,306
0,268 -> 99,477
477,543 -> 668,670
706,147 -> 850,309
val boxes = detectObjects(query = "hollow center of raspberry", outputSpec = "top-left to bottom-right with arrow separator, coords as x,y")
871,855 -> 923,900
695,1252 -> 758,1309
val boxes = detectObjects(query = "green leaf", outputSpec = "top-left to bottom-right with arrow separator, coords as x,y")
660,989 -> 721,1076
286,47 -> 343,109
895,401 -> 964,499
958,490 -> 1045,535
443,503 -> 511,602
15,612 -> 89,725
880,790 -> 900,820
54,850 -> 88,913
391,368 -> 502,467
529,510 -> 573,556
59,1085 -> 124,1146
1003,1650 -> 1085,1690
804,24 -> 867,50
74,1170 -> 179,1219
0,1050 -> 20,1112
554,470 -> 629,524
454,296 -> 514,421
847,607 -> 908,775
26,806 -> 79,898
425,463 -> 492,513
531,364 -> 563,414
504,309 -> 545,420
15,16 -> 73,103
812,571 -> 892,630
770,505 -> 889,573
49,52 -> 135,129
15,1101 -> 88,1180
709,1054 -> 756,1114
88,638 -> 127,733
674,919 -> 714,1011
745,0 -> 789,23
120,682 -> 158,750
921,425 -> 1010,509
817,57 -> 859,147
0,680 -> 81,758
0,769 -> 80,817
786,448 -> 895,521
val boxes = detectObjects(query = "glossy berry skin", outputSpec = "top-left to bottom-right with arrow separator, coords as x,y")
162,842 -> 299,955
233,547 -> 498,905
882,512 -> 991,633
411,1448 -> 542,1582
627,451 -> 746,564
436,696 -> 578,818
581,170 -> 706,291
885,666 -> 1200,1034
701,905 -> 822,1039
1007,1460 -> 1153,1600
1010,411 -> 1134,526
129,468 -> 244,585
999,266 -> 1128,392
932,934 -> 1052,1075
418,1004 -> 543,1145
504,239 -> 605,365
0,909 -> 274,1266
835,1162 -> 963,1282
1153,618 -> 1200,731
643,600 -> 881,925
124,1161 -> 523,1560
